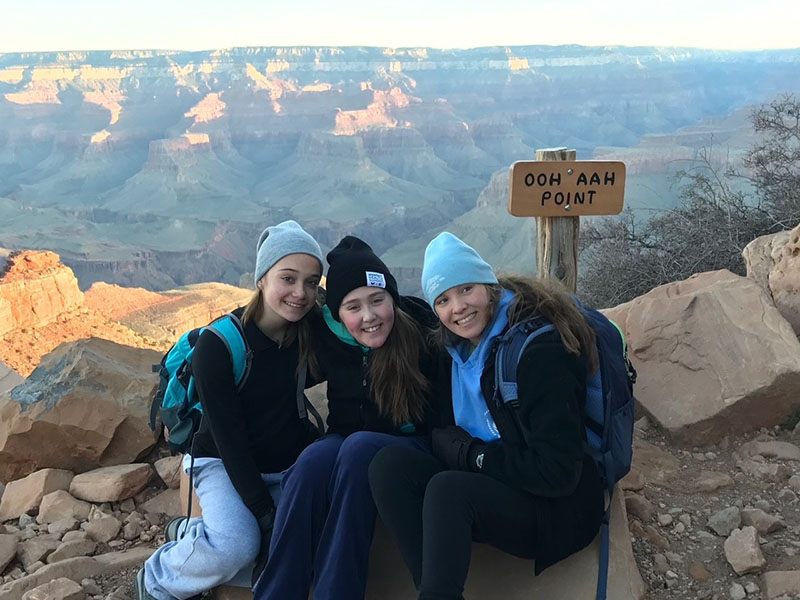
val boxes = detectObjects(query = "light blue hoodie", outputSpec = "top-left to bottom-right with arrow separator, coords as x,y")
445,289 -> 514,442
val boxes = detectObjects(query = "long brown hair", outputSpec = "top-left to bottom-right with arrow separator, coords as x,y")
242,288 -> 321,378
434,275 -> 598,373
368,304 -> 430,425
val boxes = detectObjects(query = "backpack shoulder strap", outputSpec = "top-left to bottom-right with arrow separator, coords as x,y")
205,313 -> 252,390
608,318 -> 637,386
295,359 -> 326,434
296,359 -> 307,420
493,317 -> 554,406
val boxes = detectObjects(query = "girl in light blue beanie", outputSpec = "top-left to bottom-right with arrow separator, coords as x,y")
369,231 -> 605,599
421,232 -> 498,309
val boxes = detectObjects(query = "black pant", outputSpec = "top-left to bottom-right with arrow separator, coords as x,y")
368,446 -> 542,600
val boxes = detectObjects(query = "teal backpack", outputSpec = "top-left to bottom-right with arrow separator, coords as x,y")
149,313 -> 252,453
149,313 -> 324,454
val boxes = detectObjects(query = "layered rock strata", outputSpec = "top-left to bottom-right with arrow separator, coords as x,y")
0,252 -> 84,337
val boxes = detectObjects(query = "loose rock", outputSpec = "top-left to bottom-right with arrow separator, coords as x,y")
708,507 -> 742,536
21,577 -> 85,600
724,527 -> 767,575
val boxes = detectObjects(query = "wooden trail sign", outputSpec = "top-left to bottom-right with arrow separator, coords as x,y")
508,160 -> 626,217
507,148 -> 627,293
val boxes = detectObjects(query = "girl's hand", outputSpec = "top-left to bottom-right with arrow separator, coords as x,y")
431,426 -> 485,471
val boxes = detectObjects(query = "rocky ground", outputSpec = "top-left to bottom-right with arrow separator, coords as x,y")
2,419 -> 799,600
625,418 -> 800,600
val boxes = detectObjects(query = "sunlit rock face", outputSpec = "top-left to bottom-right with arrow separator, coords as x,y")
0,251 -> 84,336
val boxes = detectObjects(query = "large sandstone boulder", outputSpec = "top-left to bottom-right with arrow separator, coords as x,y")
768,223 -> 800,335
0,338 -> 161,481
605,270 -> 800,446
743,224 -> 800,336
743,230 -> 791,292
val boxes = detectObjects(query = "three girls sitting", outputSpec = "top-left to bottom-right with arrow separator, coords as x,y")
138,223 -> 602,600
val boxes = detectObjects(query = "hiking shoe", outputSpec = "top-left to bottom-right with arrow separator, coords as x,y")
134,567 -> 157,600
164,516 -> 187,542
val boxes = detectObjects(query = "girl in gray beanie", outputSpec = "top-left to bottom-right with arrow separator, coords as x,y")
138,220 -> 324,600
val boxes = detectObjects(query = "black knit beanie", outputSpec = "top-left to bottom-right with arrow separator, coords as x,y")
325,236 -> 400,321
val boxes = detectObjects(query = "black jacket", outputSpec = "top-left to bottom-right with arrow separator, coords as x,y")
438,328 -> 604,573
191,308 -> 317,520
313,295 -> 446,436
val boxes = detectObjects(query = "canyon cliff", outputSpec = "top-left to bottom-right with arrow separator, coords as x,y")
1,46 -> 797,290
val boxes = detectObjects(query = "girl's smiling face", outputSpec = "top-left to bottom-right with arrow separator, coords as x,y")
434,283 -> 491,345
259,253 -> 321,324
338,286 -> 396,348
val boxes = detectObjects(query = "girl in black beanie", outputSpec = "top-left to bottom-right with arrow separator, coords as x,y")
254,236 -> 445,600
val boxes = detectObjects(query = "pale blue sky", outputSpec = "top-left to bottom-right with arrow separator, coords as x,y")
2,0 -> 798,53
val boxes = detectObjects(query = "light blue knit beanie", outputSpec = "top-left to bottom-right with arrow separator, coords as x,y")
254,220 -> 323,286
421,232 -> 498,307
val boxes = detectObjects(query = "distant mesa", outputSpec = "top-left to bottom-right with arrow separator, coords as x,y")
184,92 -> 226,124
334,87 -> 419,135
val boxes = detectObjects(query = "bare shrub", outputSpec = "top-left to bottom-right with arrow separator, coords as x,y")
579,95 -> 800,308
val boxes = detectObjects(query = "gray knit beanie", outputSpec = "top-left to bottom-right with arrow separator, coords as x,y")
254,220 -> 323,286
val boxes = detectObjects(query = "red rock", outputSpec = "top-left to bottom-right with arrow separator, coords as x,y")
688,561 -> 713,582
0,251 -> 84,337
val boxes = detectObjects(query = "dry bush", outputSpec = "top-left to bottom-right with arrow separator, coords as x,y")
580,95 -> 800,308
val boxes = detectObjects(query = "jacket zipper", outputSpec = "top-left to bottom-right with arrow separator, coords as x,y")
362,354 -> 368,388
360,353 -> 368,424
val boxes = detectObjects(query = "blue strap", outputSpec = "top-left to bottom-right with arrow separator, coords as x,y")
494,323 -> 555,405
205,314 -> 250,389
596,508 -> 611,600
596,451 -> 617,600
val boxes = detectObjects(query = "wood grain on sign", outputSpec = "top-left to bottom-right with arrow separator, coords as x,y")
509,160 -> 626,217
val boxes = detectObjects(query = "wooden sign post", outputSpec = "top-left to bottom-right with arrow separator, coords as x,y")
508,148 -> 626,292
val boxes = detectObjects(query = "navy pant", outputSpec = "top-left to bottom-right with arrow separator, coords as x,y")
253,431 -> 430,600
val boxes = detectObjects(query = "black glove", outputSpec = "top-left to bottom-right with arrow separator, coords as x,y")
251,506 -> 276,588
431,426 -> 486,471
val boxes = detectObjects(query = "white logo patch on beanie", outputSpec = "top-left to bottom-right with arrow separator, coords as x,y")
365,271 -> 386,288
